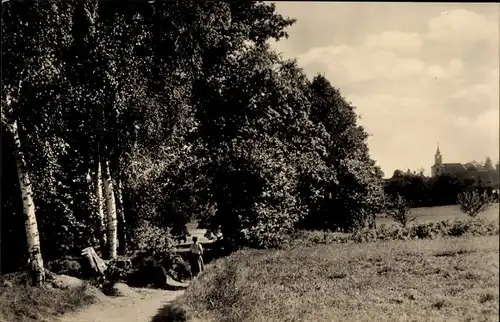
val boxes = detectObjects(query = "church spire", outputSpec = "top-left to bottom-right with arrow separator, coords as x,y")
434,142 -> 442,165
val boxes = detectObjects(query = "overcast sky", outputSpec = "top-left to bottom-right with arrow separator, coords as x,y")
270,2 -> 499,177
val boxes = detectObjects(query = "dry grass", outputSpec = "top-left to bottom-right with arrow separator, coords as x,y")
0,273 -> 97,322
169,235 -> 499,322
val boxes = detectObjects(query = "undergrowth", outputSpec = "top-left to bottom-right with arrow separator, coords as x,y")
290,218 -> 499,247
0,272 -> 97,322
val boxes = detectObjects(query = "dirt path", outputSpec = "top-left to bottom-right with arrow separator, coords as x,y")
60,226 -> 208,322
58,286 -> 186,322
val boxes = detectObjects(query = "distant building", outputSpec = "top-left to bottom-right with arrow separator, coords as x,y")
430,145 -> 499,187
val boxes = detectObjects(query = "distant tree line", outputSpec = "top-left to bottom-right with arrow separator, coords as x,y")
384,170 -> 499,208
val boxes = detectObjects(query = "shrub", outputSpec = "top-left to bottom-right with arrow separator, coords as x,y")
293,218 -> 499,245
457,190 -> 493,217
168,255 -> 192,282
130,220 -> 175,255
46,258 -> 83,278
385,194 -> 416,227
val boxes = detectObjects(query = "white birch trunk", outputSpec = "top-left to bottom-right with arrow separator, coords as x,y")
102,160 -> 118,259
9,119 -> 45,286
115,178 -> 128,254
95,161 -> 107,249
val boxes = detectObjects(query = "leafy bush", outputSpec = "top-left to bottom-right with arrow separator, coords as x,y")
457,190 -> 493,217
197,139 -> 308,251
168,255 -> 192,282
46,258 -> 83,278
385,194 -> 416,227
291,218 -> 499,246
351,218 -> 499,243
130,220 -> 175,255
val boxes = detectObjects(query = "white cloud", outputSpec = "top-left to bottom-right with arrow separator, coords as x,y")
299,46 -> 424,82
425,59 -> 463,79
426,9 -> 499,43
271,4 -> 499,176
298,45 -> 464,84
364,31 -> 424,53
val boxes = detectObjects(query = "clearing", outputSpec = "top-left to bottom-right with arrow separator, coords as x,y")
175,235 -> 499,322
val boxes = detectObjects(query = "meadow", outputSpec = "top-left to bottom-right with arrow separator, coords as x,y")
157,204 -> 500,322
165,235 -> 499,322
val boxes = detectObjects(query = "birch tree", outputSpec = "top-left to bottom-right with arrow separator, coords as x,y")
1,0 -> 74,284
114,178 -> 129,254
102,161 -> 118,258
95,161 -> 107,249
2,96 -> 45,285
61,0 -> 122,258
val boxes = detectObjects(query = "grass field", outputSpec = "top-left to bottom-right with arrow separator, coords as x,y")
170,235 -> 499,322
378,204 -> 499,225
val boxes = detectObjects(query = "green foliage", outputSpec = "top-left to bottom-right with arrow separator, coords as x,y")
193,36 -> 316,247
385,194 -> 416,228
384,171 -> 495,208
351,219 -> 499,243
130,221 -> 175,255
484,157 -> 494,171
46,258 -> 83,279
457,190 -> 493,218
1,0 -> 98,266
2,0 -> 397,268
151,303 -> 191,322
289,218 -> 499,246
297,75 -> 385,232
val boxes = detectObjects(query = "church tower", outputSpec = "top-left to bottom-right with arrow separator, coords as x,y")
434,143 -> 442,165
431,143 -> 443,177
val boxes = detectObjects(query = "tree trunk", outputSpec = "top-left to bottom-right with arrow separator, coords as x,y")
102,160 -> 118,259
9,119 -> 45,286
95,161 -> 107,250
115,178 -> 128,255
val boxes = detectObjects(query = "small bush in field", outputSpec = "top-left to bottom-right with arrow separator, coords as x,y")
385,194 -> 417,228
457,190 -> 493,218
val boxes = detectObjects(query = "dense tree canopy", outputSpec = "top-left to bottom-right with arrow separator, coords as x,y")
1,0 -> 417,275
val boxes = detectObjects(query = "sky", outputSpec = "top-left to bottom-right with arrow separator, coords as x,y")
269,2 -> 499,177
